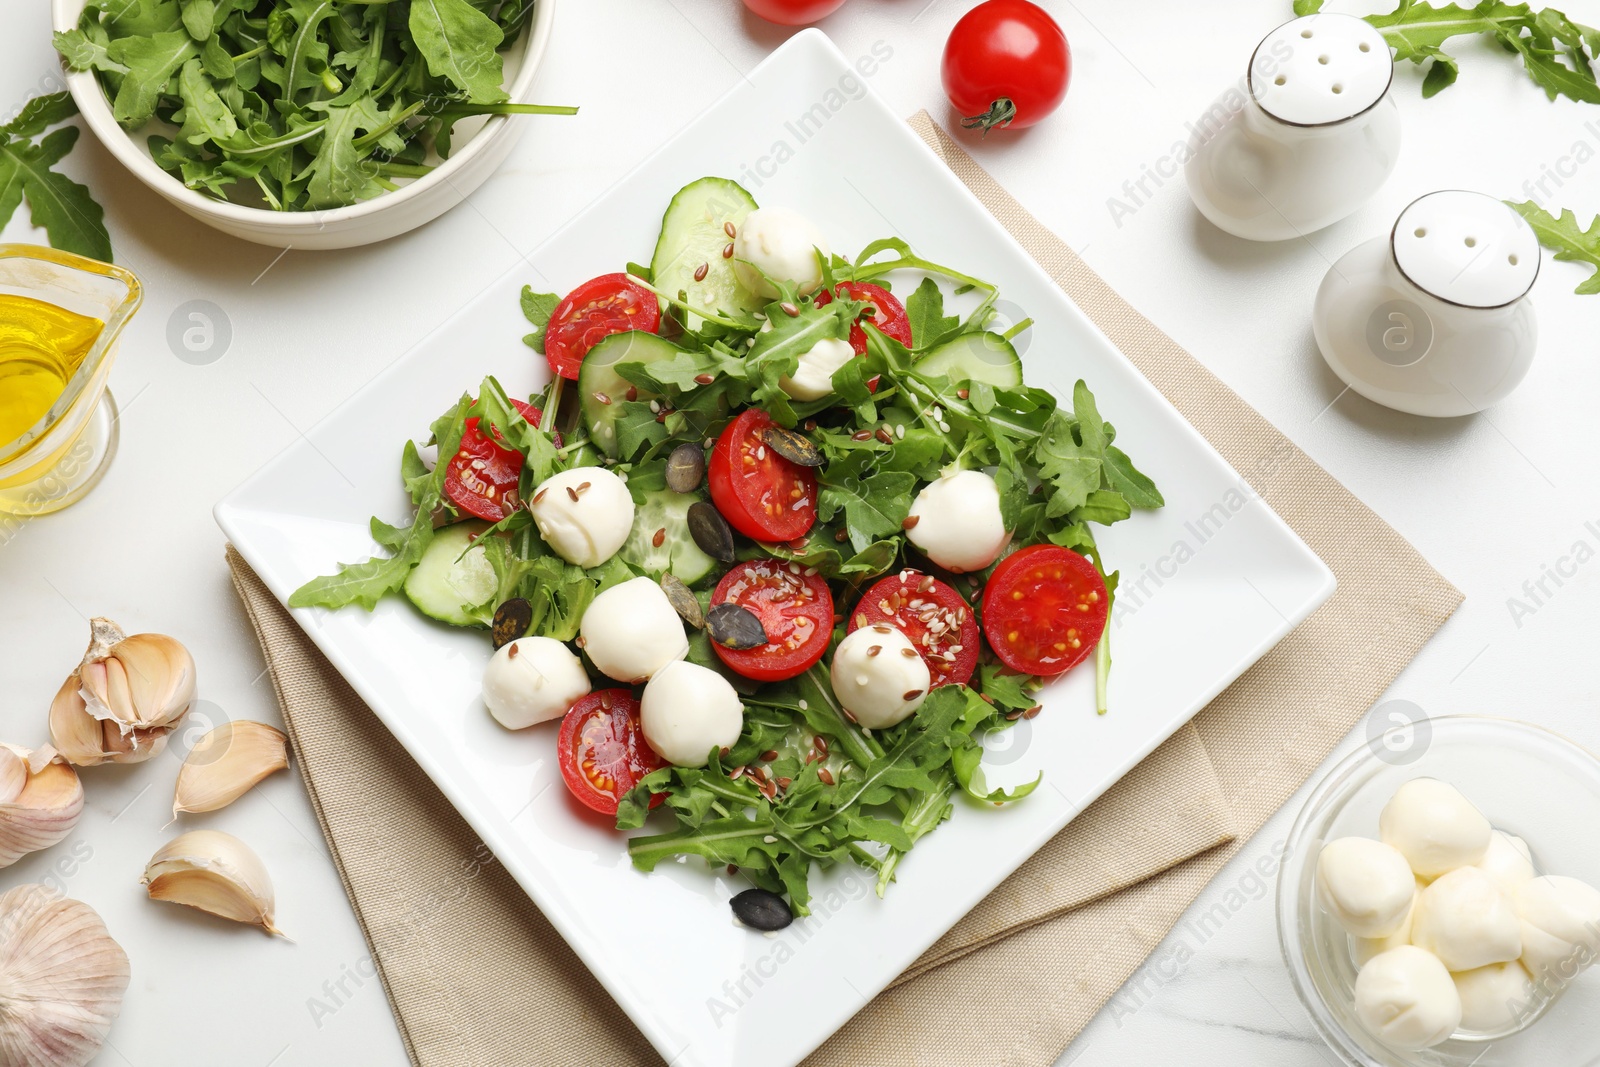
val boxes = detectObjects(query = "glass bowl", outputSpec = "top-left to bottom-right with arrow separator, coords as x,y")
1278,715 -> 1600,1066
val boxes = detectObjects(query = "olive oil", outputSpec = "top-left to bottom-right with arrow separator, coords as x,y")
0,294 -> 104,445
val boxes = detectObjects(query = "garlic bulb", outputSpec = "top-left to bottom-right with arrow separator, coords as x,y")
0,883 -> 131,1067
142,830 -> 282,936
50,618 -> 196,766
172,722 -> 289,818
0,744 -> 83,868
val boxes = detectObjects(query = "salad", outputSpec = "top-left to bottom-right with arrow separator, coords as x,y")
290,176 -> 1163,923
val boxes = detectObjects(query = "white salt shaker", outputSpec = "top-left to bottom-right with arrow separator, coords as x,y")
1185,14 -> 1401,241
1313,190 -> 1540,417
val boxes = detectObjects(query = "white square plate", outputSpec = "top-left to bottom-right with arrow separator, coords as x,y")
218,30 -> 1334,1067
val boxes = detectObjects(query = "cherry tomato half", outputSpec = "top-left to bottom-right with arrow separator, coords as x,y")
848,570 -> 980,688
544,273 -> 661,381
442,398 -> 541,523
981,545 -> 1107,676
941,0 -> 1071,133
708,409 -> 818,543
557,689 -> 666,816
740,0 -> 848,26
710,560 -> 834,682
814,282 -> 913,354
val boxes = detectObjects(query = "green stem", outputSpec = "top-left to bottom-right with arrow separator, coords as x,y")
432,103 -> 580,116
352,100 -> 424,151
375,162 -> 434,178
1095,627 -> 1111,716
876,776 -> 955,896
625,273 -> 752,331
1001,316 -> 1033,342
231,43 -> 268,62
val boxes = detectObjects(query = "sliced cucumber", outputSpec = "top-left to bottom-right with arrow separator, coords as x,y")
405,522 -> 497,627
619,488 -> 716,585
650,177 -> 764,327
915,332 -> 1024,389
578,331 -> 689,458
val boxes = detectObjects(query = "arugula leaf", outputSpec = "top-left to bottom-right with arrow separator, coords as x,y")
519,287 -> 560,353
106,30 -> 200,127
817,450 -> 916,550
2,93 -> 81,138
1311,0 -> 1600,102
408,0 -> 509,103
1102,444 -> 1165,507
1506,200 -> 1600,294
0,128 -> 113,264
903,276 -> 961,351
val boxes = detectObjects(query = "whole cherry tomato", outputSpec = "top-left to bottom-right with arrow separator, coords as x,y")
741,0 -> 848,26
941,0 -> 1071,133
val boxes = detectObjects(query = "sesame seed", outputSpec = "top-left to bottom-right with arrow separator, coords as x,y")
798,699 -> 809,710
763,835 -> 777,844
593,391 -> 611,405
780,302 -> 799,317
649,400 -> 661,413
938,421 -> 951,433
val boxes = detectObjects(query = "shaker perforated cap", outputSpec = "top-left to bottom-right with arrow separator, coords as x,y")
1392,191 -> 1540,308
1250,14 -> 1393,125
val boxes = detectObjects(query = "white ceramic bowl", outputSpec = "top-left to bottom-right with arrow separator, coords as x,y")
51,0 -> 557,250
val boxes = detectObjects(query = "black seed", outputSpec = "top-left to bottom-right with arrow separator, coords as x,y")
491,599 -> 533,649
687,502 -> 736,562
757,424 -> 824,467
661,573 -> 705,629
731,888 -> 793,931
665,443 -> 707,493
707,603 -> 768,649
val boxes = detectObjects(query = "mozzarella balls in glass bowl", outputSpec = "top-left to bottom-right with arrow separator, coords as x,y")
1278,716 -> 1600,1066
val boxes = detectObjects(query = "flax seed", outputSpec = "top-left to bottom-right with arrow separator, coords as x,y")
593,391 -> 611,405
625,385 -> 638,402
652,527 -> 666,547
851,430 -> 872,441
1023,705 -> 1042,719
902,515 -> 920,530
867,645 -> 882,657
902,689 -> 924,702
724,220 -> 738,238
875,427 -> 893,444
574,635 -> 587,648
566,486 -> 579,502
835,529 -> 849,542
693,262 -> 709,282
533,488 -> 548,504
694,373 -> 715,385
818,767 -> 835,786
722,242 -> 735,259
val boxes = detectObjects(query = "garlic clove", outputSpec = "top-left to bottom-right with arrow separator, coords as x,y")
142,830 -> 282,937
0,883 -> 131,1067
172,722 -> 289,818
0,744 -> 84,868
78,619 -> 196,733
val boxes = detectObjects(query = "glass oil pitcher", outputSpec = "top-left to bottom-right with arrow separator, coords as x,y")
0,245 -> 142,517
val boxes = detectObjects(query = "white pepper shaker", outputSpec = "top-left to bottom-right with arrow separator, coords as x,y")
1313,190 -> 1540,417
1185,13 -> 1401,241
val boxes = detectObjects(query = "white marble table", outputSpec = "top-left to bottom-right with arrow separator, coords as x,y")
2,0 -> 1597,1063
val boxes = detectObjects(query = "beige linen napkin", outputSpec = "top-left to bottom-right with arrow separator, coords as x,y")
224,112 -> 1461,1067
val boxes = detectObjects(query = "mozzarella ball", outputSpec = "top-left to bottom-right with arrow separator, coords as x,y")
732,208 -> 829,298
780,337 -> 855,402
1410,866 -> 1523,971
1515,875 -> 1600,981
1453,960 -> 1535,1033
1316,838 -> 1417,938
1354,946 -> 1463,1051
905,470 -> 1011,574
830,624 -> 930,729
1355,899 -> 1420,966
481,637 -> 590,730
1379,778 -> 1492,879
529,466 -> 635,568
640,660 -> 744,768
1475,830 -> 1536,895
579,577 -> 688,683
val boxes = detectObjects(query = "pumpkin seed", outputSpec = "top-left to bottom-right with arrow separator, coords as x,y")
730,887 -> 793,931
707,603 -> 768,650
661,573 -> 705,629
491,598 -> 533,649
687,501 -> 736,562
665,442 -> 707,493
758,424 -> 824,467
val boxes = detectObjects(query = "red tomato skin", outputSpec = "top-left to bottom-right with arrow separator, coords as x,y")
442,399 -> 541,522
557,690 -> 666,817
545,273 -> 660,381
741,0 -> 847,26
982,545 -> 1107,676
708,410 -> 818,543
814,282 -> 913,354
848,570 -> 980,687
710,561 -> 835,682
941,0 -> 1071,131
